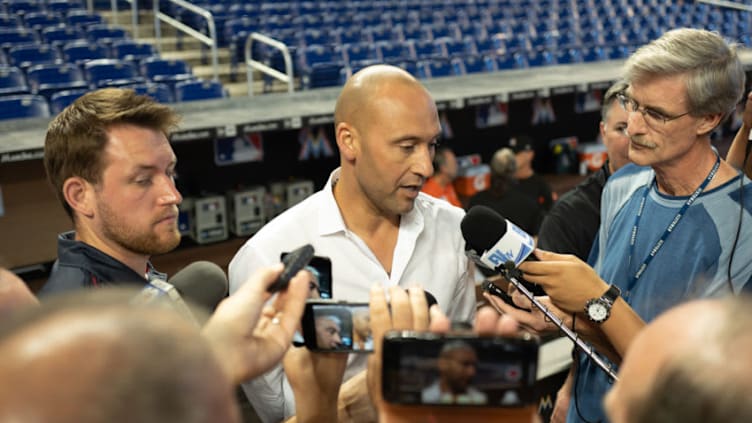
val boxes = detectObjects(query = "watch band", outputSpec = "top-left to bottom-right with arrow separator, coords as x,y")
602,284 -> 621,305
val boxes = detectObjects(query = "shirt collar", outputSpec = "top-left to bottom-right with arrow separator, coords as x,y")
316,167 -> 424,236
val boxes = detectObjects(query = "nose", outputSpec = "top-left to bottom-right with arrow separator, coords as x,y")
414,144 -> 434,178
626,110 -> 647,136
158,175 -> 182,205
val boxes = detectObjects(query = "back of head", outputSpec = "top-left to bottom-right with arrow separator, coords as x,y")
0,289 -> 238,423
623,28 -> 744,121
629,296 -> 752,423
44,88 -> 181,220
489,148 -> 517,195
601,80 -> 629,122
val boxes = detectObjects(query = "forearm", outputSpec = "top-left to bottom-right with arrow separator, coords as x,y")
572,314 -> 621,364
599,298 -> 646,358
727,122 -> 752,171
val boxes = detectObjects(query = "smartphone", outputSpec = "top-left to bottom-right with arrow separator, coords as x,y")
301,300 -> 372,352
382,331 -> 539,407
280,252 -> 332,299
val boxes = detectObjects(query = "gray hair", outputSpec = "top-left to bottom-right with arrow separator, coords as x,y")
623,28 -> 745,121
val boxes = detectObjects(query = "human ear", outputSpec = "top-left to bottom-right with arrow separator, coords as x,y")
336,122 -> 358,161
63,177 -> 95,219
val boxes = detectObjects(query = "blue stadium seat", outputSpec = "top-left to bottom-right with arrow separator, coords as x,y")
526,50 -> 557,67
421,57 -> 456,78
412,39 -> 442,59
174,79 -> 226,102
298,44 -> 338,69
26,63 -> 87,98
46,0 -> 85,16
364,25 -> 395,43
128,82 -> 174,103
66,10 -> 105,29
337,42 -> 379,66
112,40 -> 157,63
84,58 -> 141,87
0,27 -> 36,50
4,0 -> 43,17
22,12 -> 62,31
334,27 -> 363,45
582,46 -> 610,62
377,40 -> 413,63
495,52 -> 528,70
8,43 -> 59,69
49,88 -> 87,114
0,94 -> 49,120
436,37 -> 467,57
62,40 -> 109,65
85,25 -> 129,46
300,28 -> 333,48
399,23 -> 424,41
473,36 -> 497,55
454,54 -> 487,74
0,13 -> 21,29
557,48 -> 584,64
302,61 -> 343,89
0,65 -> 28,95
140,58 -> 193,86
41,24 -> 86,47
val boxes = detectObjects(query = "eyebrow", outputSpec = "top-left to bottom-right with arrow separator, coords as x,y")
625,92 -> 675,115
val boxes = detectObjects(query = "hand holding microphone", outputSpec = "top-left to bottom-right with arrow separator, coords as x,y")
202,259 -> 312,385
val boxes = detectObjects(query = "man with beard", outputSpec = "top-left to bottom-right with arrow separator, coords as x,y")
40,88 -> 183,295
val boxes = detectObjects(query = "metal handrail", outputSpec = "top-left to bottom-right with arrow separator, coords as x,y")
109,0 -> 139,39
245,32 -> 294,96
153,0 -> 219,81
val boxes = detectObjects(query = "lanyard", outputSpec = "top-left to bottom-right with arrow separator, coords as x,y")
627,154 -> 721,292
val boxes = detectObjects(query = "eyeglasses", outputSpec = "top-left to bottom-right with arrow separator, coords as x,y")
616,92 -> 691,126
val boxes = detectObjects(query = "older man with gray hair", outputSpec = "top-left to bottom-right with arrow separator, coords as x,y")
487,28 -> 752,423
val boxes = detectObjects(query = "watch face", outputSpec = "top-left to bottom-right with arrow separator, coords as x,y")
587,302 -> 609,322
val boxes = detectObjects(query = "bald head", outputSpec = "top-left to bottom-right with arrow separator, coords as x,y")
606,297 -> 752,423
0,268 -> 38,319
0,290 -> 240,423
335,65 -> 427,130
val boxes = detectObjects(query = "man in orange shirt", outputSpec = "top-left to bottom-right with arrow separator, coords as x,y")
422,146 -> 461,207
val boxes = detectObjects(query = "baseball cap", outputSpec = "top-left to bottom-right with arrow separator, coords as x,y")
508,134 -> 533,153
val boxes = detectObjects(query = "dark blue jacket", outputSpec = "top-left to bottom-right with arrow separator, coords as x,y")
39,231 -> 166,297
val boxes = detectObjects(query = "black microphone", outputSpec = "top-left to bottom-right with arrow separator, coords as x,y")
461,205 -> 545,296
461,205 -> 619,381
134,261 -> 228,326
168,261 -> 228,312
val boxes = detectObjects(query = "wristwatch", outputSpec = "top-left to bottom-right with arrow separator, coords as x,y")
585,284 -> 621,324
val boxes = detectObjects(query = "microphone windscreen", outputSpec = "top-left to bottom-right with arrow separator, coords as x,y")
461,206 -> 508,252
169,261 -> 228,311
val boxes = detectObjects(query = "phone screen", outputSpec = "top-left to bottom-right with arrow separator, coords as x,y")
281,253 -> 332,299
382,332 -> 538,407
301,301 -> 372,352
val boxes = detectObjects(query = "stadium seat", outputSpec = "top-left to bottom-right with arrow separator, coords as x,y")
302,61 -> 343,89
22,12 -> 62,31
49,88 -> 87,114
300,28 -> 333,48
412,39 -> 442,59
526,50 -> 557,67
112,40 -> 157,63
0,94 -> 49,120
4,0 -> 43,17
0,14 -> 20,29
495,52 -> 528,70
46,0 -> 85,16
26,63 -> 87,98
62,40 -> 109,65
0,27 -> 36,50
66,11 -> 105,29
377,40 -> 413,63
421,57 -> 456,78
436,37 -> 467,57
41,24 -> 86,47
337,42 -> 379,66
8,43 -> 59,69
0,65 -> 28,95
128,82 -> 174,103
84,59 -> 141,87
454,54 -> 487,74
85,25 -> 129,46
140,57 -> 193,86
174,79 -> 226,102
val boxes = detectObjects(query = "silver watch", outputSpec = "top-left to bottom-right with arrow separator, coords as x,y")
585,284 -> 621,324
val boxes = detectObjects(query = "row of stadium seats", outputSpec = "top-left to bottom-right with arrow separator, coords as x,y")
0,79 -> 228,120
